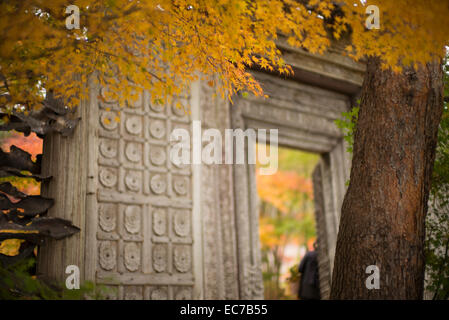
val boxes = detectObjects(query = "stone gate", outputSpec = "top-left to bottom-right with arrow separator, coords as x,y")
37,41 -> 365,299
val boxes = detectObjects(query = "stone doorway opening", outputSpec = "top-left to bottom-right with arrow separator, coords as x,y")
256,145 -> 319,299
230,70 -> 353,300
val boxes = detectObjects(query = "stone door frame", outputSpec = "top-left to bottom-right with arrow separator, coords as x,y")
230,69 -> 356,299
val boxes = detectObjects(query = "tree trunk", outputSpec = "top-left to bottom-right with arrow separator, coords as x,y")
330,57 -> 444,299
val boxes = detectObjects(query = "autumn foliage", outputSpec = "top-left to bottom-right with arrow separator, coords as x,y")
1,1 -> 448,114
0,131 -> 42,257
258,171 -> 313,214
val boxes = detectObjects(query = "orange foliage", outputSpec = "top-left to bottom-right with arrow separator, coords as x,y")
259,218 -> 287,248
3,0 -> 447,113
0,132 -> 42,256
0,131 -> 42,195
1,132 -> 42,161
257,169 -> 313,214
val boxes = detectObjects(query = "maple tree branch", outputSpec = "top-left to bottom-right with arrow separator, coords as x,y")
81,42 -> 164,83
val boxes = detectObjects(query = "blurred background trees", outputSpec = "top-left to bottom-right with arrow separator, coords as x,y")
257,146 -> 319,299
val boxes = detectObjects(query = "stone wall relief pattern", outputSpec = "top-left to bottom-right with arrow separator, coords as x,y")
96,90 -> 194,299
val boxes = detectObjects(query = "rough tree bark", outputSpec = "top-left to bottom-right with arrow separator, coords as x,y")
330,57 -> 444,299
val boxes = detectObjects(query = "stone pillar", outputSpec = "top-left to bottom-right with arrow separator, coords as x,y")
312,164 -> 332,300
198,80 -> 239,299
37,76 -> 98,283
312,140 -> 351,300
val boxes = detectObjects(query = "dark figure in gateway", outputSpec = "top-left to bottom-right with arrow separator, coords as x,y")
298,241 -> 321,300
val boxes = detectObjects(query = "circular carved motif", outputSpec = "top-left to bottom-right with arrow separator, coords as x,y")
150,100 -> 164,113
149,120 -> 166,139
125,142 -> 141,163
99,203 -> 116,232
99,139 -> 117,159
175,288 -> 192,300
125,116 -> 142,135
174,246 -> 191,273
172,105 -> 185,117
99,241 -> 116,271
151,288 -> 168,300
99,168 -> 117,188
150,146 -> 166,166
124,242 -> 140,272
172,154 -> 188,169
125,171 -> 141,192
124,205 -> 141,234
152,245 -> 167,273
127,91 -> 142,108
100,112 -> 118,130
150,174 -> 166,195
172,98 -> 189,117
173,210 -> 190,237
173,176 -> 189,196
100,86 -> 118,103
152,209 -> 166,236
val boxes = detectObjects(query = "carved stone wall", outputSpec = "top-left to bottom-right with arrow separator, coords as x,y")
94,89 -> 195,299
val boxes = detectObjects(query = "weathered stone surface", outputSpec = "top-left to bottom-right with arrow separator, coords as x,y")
92,89 -> 195,299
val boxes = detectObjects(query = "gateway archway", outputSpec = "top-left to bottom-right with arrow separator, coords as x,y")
225,69 -> 355,299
